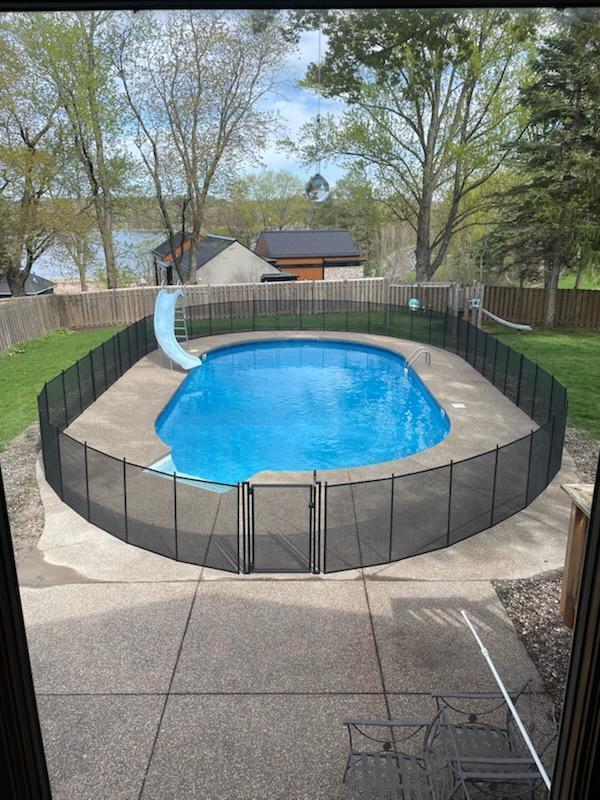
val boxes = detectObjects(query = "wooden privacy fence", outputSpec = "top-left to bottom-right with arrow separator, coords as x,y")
484,285 -> 600,330
0,295 -> 63,350
0,278 -> 456,351
3,279 -> 599,352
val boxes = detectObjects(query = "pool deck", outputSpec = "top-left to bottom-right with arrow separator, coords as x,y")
64,331 -> 537,483
16,329 -> 578,799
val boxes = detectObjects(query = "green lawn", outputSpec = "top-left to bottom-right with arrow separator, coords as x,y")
0,326 -> 123,451
486,324 -> 600,439
558,274 -> 600,290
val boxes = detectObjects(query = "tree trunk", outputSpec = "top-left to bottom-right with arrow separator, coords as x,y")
575,265 -> 585,289
96,212 -> 117,288
5,266 -> 28,297
544,241 -> 562,328
187,235 -> 198,285
414,203 -> 433,282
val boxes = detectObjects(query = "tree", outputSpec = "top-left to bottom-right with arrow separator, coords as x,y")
226,170 -> 308,246
116,11 -> 289,283
309,168 -> 386,272
27,11 -> 130,288
290,9 -> 537,281
488,12 -> 600,325
0,14 -> 59,296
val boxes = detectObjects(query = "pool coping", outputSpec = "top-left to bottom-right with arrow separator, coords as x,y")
64,330 -> 537,486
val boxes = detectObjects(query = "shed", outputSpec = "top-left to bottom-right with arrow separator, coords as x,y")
151,233 -> 285,285
253,229 -> 364,281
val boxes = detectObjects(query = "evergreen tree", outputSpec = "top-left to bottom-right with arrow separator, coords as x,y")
489,13 -> 600,325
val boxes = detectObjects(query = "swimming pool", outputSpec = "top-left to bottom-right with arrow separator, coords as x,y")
155,339 -> 450,484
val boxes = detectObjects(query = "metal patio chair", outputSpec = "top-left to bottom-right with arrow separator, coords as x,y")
432,681 -> 557,799
342,715 -> 471,800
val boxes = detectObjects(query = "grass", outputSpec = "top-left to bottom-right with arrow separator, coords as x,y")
0,326 -> 123,451
557,274 -> 600,290
486,324 -> 600,439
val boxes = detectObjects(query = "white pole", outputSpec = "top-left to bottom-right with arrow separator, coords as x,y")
460,610 -> 552,791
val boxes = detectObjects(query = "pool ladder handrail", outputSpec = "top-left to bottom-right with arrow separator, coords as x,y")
405,346 -> 432,370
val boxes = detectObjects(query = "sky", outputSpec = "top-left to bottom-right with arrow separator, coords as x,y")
248,29 -> 348,187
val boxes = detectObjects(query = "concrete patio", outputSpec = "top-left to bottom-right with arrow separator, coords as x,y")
17,438 -> 578,799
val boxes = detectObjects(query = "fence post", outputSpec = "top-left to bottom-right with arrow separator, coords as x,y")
446,461 -> 453,546
345,297 -> 349,331
89,351 -> 96,400
134,321 -> 140,360
236,483 -> 241,574
548,377 -> 555,424
482,331 -> 488,376
409,310 -> 413,340
101,342 -> 108,388
428,308 -> 432,343
76,360 -> 83,415
126,325 -> 132,367
388,475 -> 395,563
367,301 -> 371,332
44,383 -> 49,423
531,364 -> 539,419
208,302 -> 213,335
173,471 -> 178,561
503,347 -> 510,395
465,321 -> 471,363
515,354 -> 524,407
56,427 -> 64,501
123,458 -> 128,543
442,311 -> 447,350
115,334 -> 123,378
323,482 -> 328,574
61,370 -> 68,428
492,338 -> 498,385
525,430 -> 534,504
546,416 -> 556,484
490,446 -> 499,527
252,297 -> 256,331
84,442 -> 90,521
316,481 -> 322,574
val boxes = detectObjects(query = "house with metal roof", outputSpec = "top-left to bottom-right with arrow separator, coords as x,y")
151,233 -> 290,285
253,229 -> 364,281
0,273 -> 55,298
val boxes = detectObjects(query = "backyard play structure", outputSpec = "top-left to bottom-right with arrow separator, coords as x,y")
37,298 -> 567,574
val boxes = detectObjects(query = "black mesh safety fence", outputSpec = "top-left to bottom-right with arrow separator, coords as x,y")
392,465 -> 450,560
250,484 -> 314,572
37,302 -> 567,574
125,463 -> 177,559
63,363 -> 82,426
87,446 -> 127,540
59,433 -> 88,520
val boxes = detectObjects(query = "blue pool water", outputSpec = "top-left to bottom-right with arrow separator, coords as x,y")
155,340 -> 450,484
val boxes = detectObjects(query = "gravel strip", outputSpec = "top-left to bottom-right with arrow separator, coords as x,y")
494,425 -> 598,706
0,424 -> 45,563
494,572 -> 572,705
563,426 -> 599,482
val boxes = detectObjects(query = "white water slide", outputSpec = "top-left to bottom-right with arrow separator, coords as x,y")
153,288 -> 201,370
480,307 -> 533,332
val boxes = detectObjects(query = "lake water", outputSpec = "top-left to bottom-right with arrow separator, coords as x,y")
34,230 -> 163,282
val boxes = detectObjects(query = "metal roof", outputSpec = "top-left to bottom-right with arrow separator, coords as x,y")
151,231 -> 190,259
0,273 -> 55,297
254,229 -> 361,259
178,235 -> 236,271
